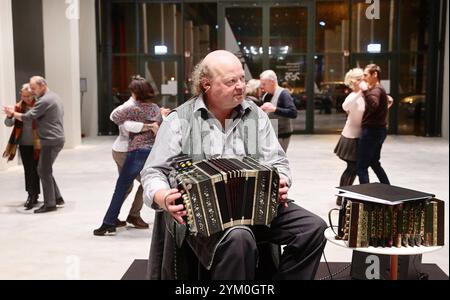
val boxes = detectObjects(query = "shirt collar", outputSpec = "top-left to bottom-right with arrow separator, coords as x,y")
193,94 -> 253,119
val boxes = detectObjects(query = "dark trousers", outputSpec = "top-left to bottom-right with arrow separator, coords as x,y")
210,203 -> 327,280
103,149 -> 151,226
19,146 -> 40,196
357,127 -> 390,185
38,143 -> 64,207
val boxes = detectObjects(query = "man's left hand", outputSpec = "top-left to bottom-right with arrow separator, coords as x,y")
279,178 -> 289,207
261,102 -> 277,113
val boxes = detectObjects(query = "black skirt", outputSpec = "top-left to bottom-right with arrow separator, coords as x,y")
334,135 -> 359,162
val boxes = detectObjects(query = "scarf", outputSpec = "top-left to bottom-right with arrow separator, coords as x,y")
2,100 -> 41,162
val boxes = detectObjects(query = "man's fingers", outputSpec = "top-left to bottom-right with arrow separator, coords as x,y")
167,204 -> 184,213
173,214 -> 186,225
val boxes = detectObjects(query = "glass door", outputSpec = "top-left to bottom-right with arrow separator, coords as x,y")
139,55 -> 183,110
220,1 -> 314,132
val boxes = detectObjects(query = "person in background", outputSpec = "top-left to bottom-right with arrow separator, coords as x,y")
246,79 -> 263,106
334,69 -> 365,205
259,70 -> 298,153
3,84 -> 41,210
109,97 -> 158,229
3,76 -> 65,214
94,76 -> 162,236
357,64 -> 391,185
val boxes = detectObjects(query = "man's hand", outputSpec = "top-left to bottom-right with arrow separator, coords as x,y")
359,81 -> 369,91
142,123 -> 160,135
387,95 -> 394,109
279,178 -> 289,208
260,102 -> 277,113
3,106 -> 14,118
160,107 -> 171,118
155,188 -> 186,224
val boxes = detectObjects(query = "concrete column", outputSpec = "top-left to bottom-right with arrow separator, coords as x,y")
0,0 -> 17,171
79,0 -> 98,138
42,0 -> 81,148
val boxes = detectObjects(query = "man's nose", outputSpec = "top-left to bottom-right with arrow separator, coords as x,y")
236,80 -> 245,90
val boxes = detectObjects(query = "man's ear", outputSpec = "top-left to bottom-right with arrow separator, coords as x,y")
201,78 -> 211,93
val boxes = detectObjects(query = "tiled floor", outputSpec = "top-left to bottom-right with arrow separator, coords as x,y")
0,135 -> 448,279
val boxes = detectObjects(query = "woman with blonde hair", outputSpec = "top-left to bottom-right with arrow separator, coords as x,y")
334,68 -> 365,205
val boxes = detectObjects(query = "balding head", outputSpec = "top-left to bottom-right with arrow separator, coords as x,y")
190,50 -> 245,115
191,50 -> 243,96
29,76 -> 48,98
202,50 -> 242,77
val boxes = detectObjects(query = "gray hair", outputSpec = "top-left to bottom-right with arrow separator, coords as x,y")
260,70 -> 278,82
190,60 -> 213,96
21,83 -> 32,93
344,68 -> 364,89
246,79 -> 260,97
30,76 -> 48,86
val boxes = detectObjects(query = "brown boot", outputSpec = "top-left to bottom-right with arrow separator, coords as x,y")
126,215 -> 149,229
116,219 -> 127,228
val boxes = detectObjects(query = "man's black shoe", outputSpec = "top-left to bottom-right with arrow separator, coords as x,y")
56,198 -> 65,207
24,195 -> 39,210
34,205 -> 57,214
93,223 -> 116,236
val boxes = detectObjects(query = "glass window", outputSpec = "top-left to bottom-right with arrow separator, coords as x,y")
351,0 -> 397,53
270,7 -> 308,54
111,56 -> 138,107
140,3 -> 183,55
226,6 -> 263,80
111,3 -> 137,54
185,2 -> 218,95
397,53 -> 427,135
399,0 -> 429,52
316,1 -> 349,53
143,59 -> 180,109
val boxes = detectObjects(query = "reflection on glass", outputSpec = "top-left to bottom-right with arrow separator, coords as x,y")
145,60 -> 179,109
112,3 -> 137,53
185,3 -> 218,98
398,53 -> 427,135
399,0 -> 429,52
140,3 -> 183,55
226,7 -> 262,79
270,7 -> 307,54
112,56 -> 137,106
316,1 -> 349,53
351,0 -> 396,53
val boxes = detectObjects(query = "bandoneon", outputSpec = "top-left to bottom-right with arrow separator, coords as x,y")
169,156 -> 280,237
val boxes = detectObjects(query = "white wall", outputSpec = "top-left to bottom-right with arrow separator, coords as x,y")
42,0 -> 81,148
443,3 -> 449,140
79,0 -> 98,138
0,0 -> 17,171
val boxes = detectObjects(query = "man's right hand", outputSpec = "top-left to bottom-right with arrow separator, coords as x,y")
2,106 -> 14,118
155,189 -> 186,224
